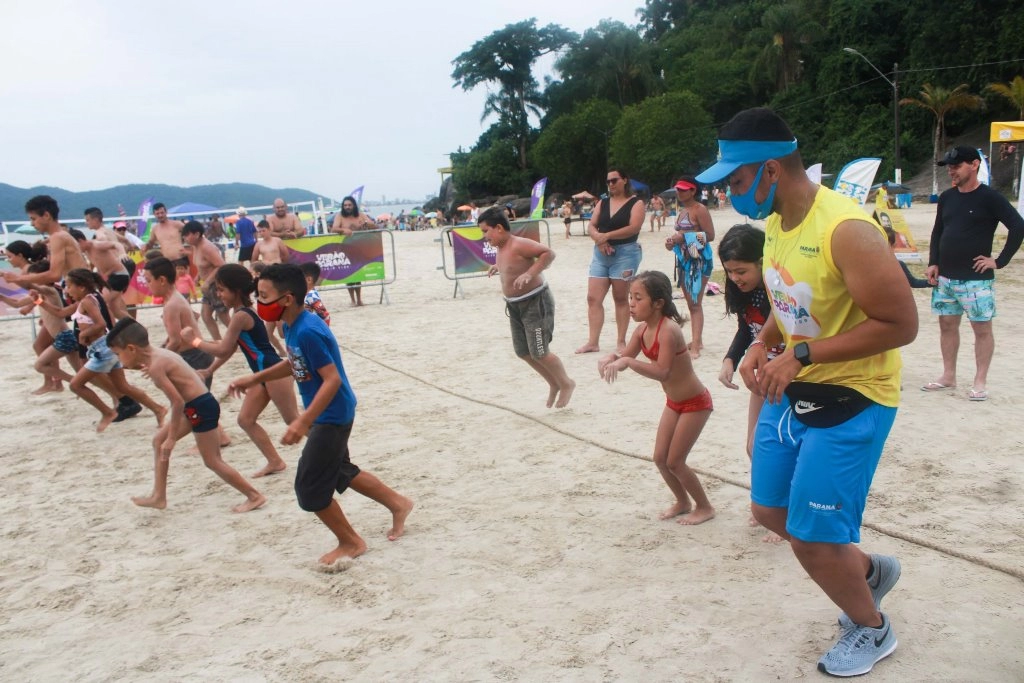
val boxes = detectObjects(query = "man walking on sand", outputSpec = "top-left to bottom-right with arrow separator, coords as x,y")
921,146 -> 1024,401
699,107 -> 917,677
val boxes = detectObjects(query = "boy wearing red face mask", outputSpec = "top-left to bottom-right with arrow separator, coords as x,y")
228,263 -> 413,567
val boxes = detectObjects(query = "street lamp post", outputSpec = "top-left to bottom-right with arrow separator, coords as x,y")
843,47 -> 901,185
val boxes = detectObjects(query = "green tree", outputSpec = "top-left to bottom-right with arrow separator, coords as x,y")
552,20 -> 662,110
900,83 -> 985,195
532,99 -> 622,193
451,19 -> 577,171
747,1 -> 825,95
450,124 -> 531,200
608,91 -> 717,189
986,75 -> 1024,194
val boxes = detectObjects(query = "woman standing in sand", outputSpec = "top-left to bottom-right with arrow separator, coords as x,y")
665,176 -> 715,358
576,167 -> 645,355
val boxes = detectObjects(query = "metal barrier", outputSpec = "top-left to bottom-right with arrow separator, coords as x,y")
285,229 -> 397,305
436,220 -> 550,298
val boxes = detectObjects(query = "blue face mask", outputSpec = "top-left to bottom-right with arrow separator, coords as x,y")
731,163 -> 777,220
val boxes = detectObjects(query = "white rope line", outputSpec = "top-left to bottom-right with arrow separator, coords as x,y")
343,344 -> 1024,583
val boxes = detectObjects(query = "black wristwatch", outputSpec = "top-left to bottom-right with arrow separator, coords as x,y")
794,342 -> 813,367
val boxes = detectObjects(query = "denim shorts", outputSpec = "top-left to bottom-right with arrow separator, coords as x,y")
84,336 -> 122,373
588,241 -> 642,280
931,277 -> 995,322
751,398 -> 896,544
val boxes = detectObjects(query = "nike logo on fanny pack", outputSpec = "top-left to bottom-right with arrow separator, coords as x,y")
793,401 -> 823,414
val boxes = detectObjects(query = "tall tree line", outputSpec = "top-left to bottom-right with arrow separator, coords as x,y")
450,0 -> 1024,201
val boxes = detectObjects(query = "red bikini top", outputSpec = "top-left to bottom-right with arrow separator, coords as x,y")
640,317 -> 687,361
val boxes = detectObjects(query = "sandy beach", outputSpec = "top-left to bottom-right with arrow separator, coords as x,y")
1,203 -> 1021,681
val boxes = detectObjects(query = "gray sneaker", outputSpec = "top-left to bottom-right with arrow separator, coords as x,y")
838,554 -> 901,630
818,613 -> 897,676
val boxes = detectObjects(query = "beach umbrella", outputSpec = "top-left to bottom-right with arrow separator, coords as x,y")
13,224 -> 40,235
572,191 -> 597,201
457,204 -> 473,211
409,209 -> 423,217
376,213 -> 392,221
224,214 -> 241,224
425,211 -> 438,218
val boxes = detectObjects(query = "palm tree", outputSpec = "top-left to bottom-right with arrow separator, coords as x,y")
986,76 -> 1024,195
900,83 -> 984,195
748,2 -> 824,93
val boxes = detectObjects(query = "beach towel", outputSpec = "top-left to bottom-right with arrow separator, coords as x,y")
673,232 -> 712,302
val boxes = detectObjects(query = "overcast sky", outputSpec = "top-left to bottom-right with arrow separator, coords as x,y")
2,0 -> 645,203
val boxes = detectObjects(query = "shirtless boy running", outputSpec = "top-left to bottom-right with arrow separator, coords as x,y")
480,206 -> 575,408
107,318 -> 265,513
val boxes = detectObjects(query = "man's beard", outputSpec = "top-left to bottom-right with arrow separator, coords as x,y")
341,208 -> 354,217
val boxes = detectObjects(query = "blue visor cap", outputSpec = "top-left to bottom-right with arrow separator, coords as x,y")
696,138 -> 799,183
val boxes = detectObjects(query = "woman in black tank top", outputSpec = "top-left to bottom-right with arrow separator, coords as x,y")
576,167 -> 646,355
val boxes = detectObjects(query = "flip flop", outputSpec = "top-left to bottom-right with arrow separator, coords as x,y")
968,389 -> 989,401
921,382 -> 956,392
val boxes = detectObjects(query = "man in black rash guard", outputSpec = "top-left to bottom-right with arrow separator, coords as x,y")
923,146 -> 1024,401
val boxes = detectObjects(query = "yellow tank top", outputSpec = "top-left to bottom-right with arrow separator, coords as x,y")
764,186 -> 901,407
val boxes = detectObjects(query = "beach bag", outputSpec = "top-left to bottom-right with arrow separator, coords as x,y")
784,381 -> 874,428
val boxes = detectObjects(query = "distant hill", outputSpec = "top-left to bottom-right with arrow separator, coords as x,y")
0,182 -> 329,222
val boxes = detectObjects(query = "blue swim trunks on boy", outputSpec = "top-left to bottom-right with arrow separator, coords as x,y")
183,392 -> 220,433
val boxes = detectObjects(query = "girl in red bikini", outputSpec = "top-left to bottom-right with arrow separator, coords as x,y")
599,270 -> 714,525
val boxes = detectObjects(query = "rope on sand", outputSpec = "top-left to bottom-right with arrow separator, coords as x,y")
343,346 -> 1024,583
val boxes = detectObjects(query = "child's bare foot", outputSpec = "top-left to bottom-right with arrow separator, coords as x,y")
220,435 -> 232,448
388,497 -> 414,541
97,411 -> 117,433
677,506 -> 715,525
546,384 -> 559,408
253,461 -> 287,477
32,382 -> 61,395
575,343 -> 600,354
232,493 -> 266,513
319,539 -> 367,565
762,531 -> 785,544
659,500 -> 692,520
555,380 -> 576,408
132,493 -> 167,509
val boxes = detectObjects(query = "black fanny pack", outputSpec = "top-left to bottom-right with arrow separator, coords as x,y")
784,382 -> 875,428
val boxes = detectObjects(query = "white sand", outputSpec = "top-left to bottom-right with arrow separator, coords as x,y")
0,203 -> 1021,680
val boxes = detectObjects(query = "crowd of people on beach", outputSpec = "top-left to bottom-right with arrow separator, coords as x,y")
2,105 -> 1022,677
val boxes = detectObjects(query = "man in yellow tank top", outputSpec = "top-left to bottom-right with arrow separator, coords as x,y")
697,108 -> 918,677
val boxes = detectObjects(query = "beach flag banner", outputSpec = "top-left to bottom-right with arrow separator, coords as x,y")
530,177 -> 547,219
833,158 -> 881,205
806,163 -> 823,185
873,194 -> 919,261
450,221 -> 544,275
349,186 -> 364,206
978,148 -> 991,186
124,252 -> 155,307
285,232 -> 385,286
136,198 -> 154,242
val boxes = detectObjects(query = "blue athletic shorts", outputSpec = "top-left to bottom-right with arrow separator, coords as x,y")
588,242 -> 642,280
931,277 -> 995,322
751,398 -> 896,544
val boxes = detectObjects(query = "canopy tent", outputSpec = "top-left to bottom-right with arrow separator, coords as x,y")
168,202 -> 220,215
572,191 -> 597,201
630,179 -> 650,195
989,121 -> 1024,143
989,121 -> 1024,200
